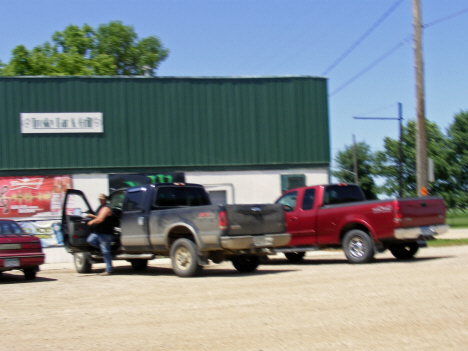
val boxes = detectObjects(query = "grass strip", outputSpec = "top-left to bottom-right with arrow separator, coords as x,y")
427,239 -> 468,247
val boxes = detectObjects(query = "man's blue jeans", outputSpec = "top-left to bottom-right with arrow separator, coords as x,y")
87,233 -> 114,273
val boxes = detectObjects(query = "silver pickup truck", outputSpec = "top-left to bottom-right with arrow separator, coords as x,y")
61,183 -> 290,277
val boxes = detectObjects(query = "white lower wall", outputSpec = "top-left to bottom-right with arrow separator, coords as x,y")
72,174 -> 109,210
186,168 -> 329,204
70,168 -> 329,205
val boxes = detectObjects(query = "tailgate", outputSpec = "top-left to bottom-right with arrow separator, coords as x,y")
397,197 -> 446,227
225,204 -> 286,236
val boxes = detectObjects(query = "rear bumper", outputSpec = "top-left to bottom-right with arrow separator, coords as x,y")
0,253 -> 45,271
394,224 -> 450,240
220,233 -> 291,250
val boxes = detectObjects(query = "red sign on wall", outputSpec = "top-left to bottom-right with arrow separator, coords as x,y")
0,176 -> 72,218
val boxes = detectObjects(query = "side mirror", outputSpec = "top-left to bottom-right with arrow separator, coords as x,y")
73,208 -> 82,216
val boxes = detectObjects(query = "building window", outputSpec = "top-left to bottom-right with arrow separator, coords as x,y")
281,174 -> 305,193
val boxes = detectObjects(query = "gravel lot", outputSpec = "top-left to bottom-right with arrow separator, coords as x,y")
1,245 -> 467,351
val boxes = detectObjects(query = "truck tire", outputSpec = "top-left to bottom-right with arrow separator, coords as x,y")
23,267 -> 37,280
130,259 -> 148,271
74,252 -> 92,273
342,229 -> 375,264
389,242 -> 419,260
231,255 -> 260,273
285,252 -> 306,263
170,238 -> 202,277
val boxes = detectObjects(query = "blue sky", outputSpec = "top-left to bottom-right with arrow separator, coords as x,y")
1,0 -> 467,169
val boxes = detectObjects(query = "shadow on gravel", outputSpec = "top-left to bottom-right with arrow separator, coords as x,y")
261,255 -> 452,266
0,273 -> 57,284
78,265 -> 298,279
78,266 -> 175,277
200,267 -> 298,278
370,256 -> 454,264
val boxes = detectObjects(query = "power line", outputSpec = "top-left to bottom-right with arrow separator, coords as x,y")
329,34 -> 412,96
424,7 -> 468,28
321,0 -> 405,76
329,6 -> 468,97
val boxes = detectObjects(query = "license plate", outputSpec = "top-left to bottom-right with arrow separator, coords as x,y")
4,258 -> 20,267
252,236 -> 273,247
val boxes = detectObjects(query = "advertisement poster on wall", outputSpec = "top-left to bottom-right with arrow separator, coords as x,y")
0,175 -> 72,247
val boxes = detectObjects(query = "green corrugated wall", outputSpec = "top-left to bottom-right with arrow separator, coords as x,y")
0,76 -> 329,175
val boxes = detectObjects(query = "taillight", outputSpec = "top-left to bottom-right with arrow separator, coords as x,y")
393,200 -> 402,224
218,211 -> 228,230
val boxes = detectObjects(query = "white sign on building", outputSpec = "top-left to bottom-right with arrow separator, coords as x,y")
20,113 -> 103,133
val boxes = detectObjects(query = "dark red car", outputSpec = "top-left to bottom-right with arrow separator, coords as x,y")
0,219 -> 45,280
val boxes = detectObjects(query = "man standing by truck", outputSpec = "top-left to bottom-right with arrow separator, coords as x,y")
86,194 -> 114,275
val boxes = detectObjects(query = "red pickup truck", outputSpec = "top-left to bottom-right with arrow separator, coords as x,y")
275,183 -> 448,263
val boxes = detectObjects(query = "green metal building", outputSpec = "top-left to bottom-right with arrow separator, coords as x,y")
0,76 -> 329,174
0,75 -> 329,207
0,76 -> 329,250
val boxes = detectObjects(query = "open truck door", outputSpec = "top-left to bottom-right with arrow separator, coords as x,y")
61,189 -> 94,252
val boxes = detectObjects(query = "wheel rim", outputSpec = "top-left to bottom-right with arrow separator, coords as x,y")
75,253 -> 84,266
175,247 -> 192,271
349,236 -> 366,258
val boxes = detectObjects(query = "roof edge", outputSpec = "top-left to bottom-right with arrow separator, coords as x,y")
0,75 -> 327,80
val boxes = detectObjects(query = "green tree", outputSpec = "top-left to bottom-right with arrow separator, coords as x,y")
332,141 -> 378,200
1,21 -> 168,76
446,111 -> 468,208
373,120 -> 453,201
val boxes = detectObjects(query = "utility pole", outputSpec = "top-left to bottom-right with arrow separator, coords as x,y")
352,134 -> 358,184
398,102 -> 403,198
413,0 -> 428,196
353,102 -> 403,197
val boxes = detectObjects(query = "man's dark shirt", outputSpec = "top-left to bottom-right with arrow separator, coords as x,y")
94,204 -> 115,235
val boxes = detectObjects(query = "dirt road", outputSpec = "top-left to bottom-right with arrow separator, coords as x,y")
1,246 -> 467,351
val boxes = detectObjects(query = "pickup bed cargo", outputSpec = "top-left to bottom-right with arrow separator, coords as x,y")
275,183 -> 448,263
62,183 -> 290,277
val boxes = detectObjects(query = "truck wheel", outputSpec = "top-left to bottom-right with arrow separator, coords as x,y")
389,242 -> 419,260
23,267 -> 37,280
170,238 -> 202,277
232,255 -> 260,273
130,259 -> 148,271
342,229 -> 374,264
74,252 -> 92,273
285,252 -> 306,263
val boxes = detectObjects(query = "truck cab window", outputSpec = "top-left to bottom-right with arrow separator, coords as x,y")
302,188 -> 315,210
123,191 -> 146,211
109,191 -> 126,209
186,187 -> 211,206
324,185 -> 365,205
153,186 -> 211,208
276,191 -> 298,212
